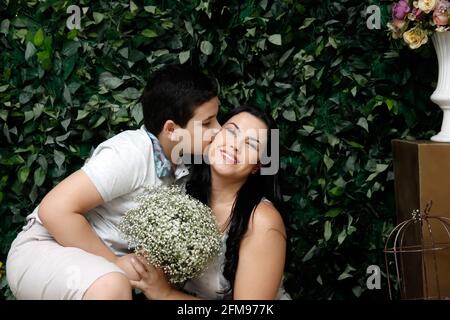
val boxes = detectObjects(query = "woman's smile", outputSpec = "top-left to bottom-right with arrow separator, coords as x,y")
219,147 -> 238,164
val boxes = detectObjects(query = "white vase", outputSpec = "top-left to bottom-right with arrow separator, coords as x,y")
431,31 -> 450,142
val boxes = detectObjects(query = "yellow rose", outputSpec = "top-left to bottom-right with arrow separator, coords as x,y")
403,27 -> 429,49
417,0 -> 437,14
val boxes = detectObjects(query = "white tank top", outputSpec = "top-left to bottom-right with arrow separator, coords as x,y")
181,199 -> 292,300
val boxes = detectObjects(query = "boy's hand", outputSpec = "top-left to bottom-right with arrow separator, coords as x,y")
114,254 -> 141,281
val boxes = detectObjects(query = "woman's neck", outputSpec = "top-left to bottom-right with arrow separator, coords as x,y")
209,169 -> 244,208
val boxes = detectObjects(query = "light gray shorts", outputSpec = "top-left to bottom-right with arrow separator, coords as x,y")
5,218 -> 126,300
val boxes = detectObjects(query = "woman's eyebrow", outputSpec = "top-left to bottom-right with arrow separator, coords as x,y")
227,122 -> 240,131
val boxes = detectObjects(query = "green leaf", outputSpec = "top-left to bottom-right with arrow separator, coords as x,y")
346,141 -> 364,149
36,50 -> 52,70
0,109 -> 7,121
33,28 -> 44,47
200,40 -> 213,55
99,72 -> 124,90
162,21 -> 173,29
63,84 -> 72,105
338,265 -> 356,280
179,51 -> 190,64
76,110 -> 90,121
67,29 -> 78,40
375,164 -> 389,172
327,36 -> 337,49
0,155 -> 25,165
352,286 -> 363,298
24,110 -> 34,123
93,12 -> 104,24
63,55 -> 77,79
62,41 -> 81,56
303,125 -> 315,134
131,104 -> 144,124
130,0 -> 138,13
338,229 -> 347,245
329,186 -> 344,197
325,208 -> 342,218
324,221 -> 332,241
121,87 -> 141,100
323,154 -> 334,171
18,166 -> 30,183
19,85 -> 34,104
92,115 -> 106,128
357,117 -> 369,132
366,164 -> 389,181
144,6 -> 157,13
61,118 -> 71,130
33,104 -> 44,120
282,109 -> 296,121
54,150 -> 65,169
302,245 -> 317,262
184,21 -> 194,37
141,29 -> 158,38
0,19 -> 10,34
299,18 -> 315,30
268,34 -> 282,46
34,167 -> 46,187
56,132 -> 71,143
338,271 -> 352,281
25,42 -> 37,61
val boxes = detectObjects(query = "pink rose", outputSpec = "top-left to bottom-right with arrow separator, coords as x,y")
433,0 -> 450,26
392,0 -> 411,20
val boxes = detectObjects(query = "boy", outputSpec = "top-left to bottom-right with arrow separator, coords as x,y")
6,64 -> 220,300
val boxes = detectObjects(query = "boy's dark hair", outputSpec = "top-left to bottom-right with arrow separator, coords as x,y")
140,64 -> 218,135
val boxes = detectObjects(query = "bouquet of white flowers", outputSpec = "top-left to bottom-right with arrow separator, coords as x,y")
119,185 -> 222,284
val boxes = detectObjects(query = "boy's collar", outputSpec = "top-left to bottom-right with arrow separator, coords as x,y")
144,127 -> 189,180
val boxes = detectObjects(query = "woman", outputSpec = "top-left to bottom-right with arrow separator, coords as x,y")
129,105 -> 292,300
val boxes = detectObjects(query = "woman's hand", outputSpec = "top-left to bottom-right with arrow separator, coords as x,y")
129,255 -> 173,300
114,254 -> 141,281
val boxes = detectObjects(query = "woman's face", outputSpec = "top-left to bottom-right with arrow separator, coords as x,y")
208,112 -> 268,180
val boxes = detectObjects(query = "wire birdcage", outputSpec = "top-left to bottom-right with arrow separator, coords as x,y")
384,200 -> 450,300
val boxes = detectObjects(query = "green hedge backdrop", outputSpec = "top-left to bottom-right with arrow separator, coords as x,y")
0,0 -> 442,299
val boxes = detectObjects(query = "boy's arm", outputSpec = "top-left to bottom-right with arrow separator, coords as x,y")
38,170 -> 117,262
39,137 -> 148,276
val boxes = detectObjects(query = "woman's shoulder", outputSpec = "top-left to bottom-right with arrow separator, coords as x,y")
247,199 -> 286,238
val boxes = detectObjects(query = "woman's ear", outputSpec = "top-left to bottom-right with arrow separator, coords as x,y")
251,164 -> 261,174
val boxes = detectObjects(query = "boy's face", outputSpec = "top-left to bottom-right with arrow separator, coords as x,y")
173,96 -> 220,158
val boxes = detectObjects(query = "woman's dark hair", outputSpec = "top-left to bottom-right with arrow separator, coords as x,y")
186,105 -> 287,299
141,64 -> 218,135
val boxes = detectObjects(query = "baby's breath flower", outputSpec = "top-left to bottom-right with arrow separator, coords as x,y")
119,185 -> 222,284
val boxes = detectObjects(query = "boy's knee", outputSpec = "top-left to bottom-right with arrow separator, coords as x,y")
82,272 -> 132,300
